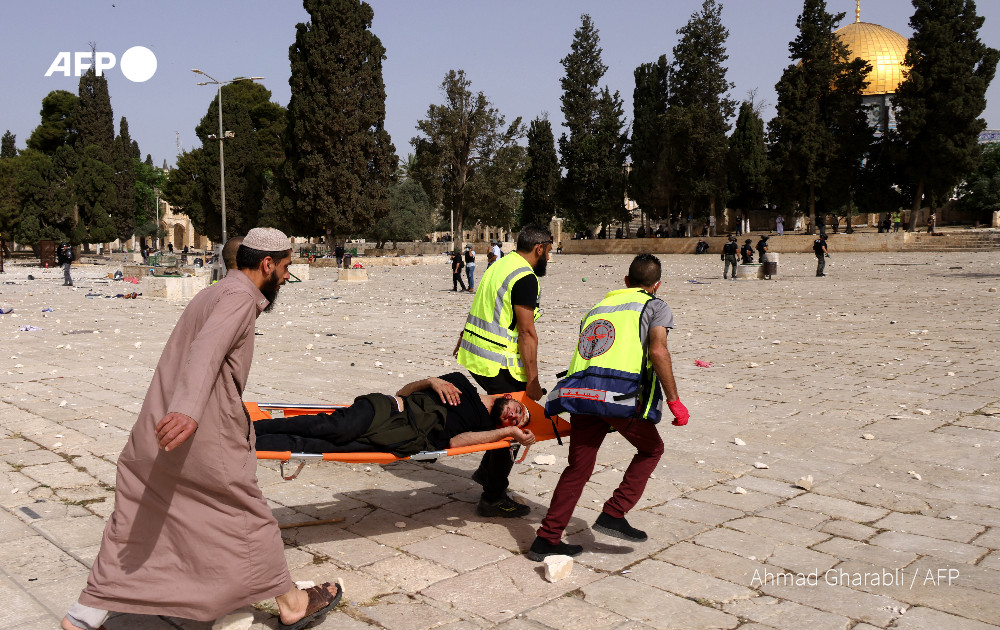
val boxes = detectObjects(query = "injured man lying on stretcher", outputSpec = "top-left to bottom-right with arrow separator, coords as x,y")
254,372 -> 536,457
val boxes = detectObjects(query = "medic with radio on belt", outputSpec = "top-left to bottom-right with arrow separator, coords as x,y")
528,253 -> 689,560
453,224 -> 553,519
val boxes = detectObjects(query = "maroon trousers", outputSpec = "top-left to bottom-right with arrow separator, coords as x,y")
537,413 -> 664,544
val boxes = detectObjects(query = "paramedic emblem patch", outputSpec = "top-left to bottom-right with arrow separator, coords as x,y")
579,319 -> 615,359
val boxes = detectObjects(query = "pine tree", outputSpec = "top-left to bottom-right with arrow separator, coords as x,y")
192,81 -> 288,239
768,0 -> 868,234
559,14 -> 607,230
1,131 -> 16,159
26,91 -> 78,155
520,116 -> 560,227
285,0 -> 397,241
630,55 -> 672,224
896,0 -> 999,230
76,67 -> 115,163
112,117 -> 139,243
592,88 -> 630,228
412,69 -> 524,250
668,0 -> 735,235
727,100 -> 768,225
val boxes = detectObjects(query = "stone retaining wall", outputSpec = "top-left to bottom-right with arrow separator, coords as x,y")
561,233 -> 906,255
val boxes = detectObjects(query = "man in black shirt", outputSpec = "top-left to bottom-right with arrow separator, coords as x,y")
740,239 -> 754,264
813,233 -> 829,276
722,236 -> 738,280
451,251 -> 467,291
756,235 -> 771,279
254,372 -> 535,456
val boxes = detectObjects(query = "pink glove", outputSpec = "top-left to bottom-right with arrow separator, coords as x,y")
667,399 -> 689,426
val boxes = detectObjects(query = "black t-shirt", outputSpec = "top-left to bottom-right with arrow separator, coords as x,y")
452,254 -> 464,271
723,241 -> 737,255
756,240 -> 768,256
424,372 -> 494,449
508,274 -> 539,330
741,244 -> 753,258
813,239 -> 826,255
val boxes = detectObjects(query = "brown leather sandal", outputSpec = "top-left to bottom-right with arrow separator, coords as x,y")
278,582 -> 342,630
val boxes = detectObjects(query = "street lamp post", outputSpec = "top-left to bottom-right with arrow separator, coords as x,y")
191,69 -> 263,278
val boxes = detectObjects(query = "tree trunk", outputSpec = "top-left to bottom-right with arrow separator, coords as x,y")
709,195 -> 717,237
907,179 -> 924,232
807,186 -> 816,235
845,198 -> 854,234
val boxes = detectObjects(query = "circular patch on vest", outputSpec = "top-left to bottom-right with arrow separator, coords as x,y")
579,319 -> 615,359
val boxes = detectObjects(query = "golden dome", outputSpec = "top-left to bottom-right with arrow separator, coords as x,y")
834,21 -> 909,95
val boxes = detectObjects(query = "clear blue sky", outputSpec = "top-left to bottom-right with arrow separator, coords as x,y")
2,0 -> 997,169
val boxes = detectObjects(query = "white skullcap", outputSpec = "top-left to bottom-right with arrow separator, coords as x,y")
242,228 -> 291,252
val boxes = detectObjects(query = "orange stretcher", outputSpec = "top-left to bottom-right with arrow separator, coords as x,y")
247,392 -> 570,480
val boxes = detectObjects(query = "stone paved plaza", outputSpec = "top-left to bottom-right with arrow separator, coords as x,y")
1,249 -> 999,630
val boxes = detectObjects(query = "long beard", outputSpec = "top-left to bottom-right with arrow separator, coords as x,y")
261,270 -> 281,313
534,256 -> 548,277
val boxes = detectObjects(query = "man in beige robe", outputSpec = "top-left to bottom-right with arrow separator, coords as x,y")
64,229 -> 340,630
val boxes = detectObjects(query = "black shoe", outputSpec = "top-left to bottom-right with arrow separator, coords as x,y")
527,536 -> 583,561
592,512 -> 647,542
477,495 -> 530,518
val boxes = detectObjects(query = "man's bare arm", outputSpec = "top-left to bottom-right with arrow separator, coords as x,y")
449,426 -> 536,448
396,376 -> 462,406
648,327 -> 679,402
514,304 -> 543,400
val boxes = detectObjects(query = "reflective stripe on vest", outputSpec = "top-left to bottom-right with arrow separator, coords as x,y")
457,252 -> 538,379
545,288 -> 663,422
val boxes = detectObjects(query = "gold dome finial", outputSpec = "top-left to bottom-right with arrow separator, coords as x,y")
856,0 -> 861,22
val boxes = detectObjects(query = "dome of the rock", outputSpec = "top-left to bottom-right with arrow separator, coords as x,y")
834,21 -> 909,95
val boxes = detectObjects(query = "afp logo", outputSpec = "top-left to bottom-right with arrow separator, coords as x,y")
45,46 -> 157,82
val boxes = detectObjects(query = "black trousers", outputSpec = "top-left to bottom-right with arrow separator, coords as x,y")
254,396 -> 384,453
470,369 -> 523,501
453,271 -> 467,291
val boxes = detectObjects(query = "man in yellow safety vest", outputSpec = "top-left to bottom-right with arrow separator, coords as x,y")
528,254 -> 689,560
453,224 -> 552,518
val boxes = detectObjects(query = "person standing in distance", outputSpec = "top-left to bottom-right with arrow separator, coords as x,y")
722,236 -> 739,280
529,254 -> 688,560
464,245 -> 476,292
814,233 -> 829,276
454,224 -> 552,517
58,242 -> 75,286
62,228 -> 342,630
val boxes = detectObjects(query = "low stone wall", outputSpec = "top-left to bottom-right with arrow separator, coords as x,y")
142,274 -> 211,299
561,233 -> 906,255
308,254 -> 450,268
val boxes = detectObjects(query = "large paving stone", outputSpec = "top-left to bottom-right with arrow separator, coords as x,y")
723,516 -> 830,547
580,575 -> 738,629
627,559 -> 755,603
783,494 -> 888,523
402,533 -> 511,572
872,512 -> 985,543
868,531 -> 986,565
891,606 -> 1000,630
523,594 -> 627,629
759,581 -> 906,626
722,596 -> 850,630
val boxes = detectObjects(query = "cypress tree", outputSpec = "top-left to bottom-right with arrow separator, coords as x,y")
630,55 -> 672,225
1,131 -> 16,159
727,100 -> 768,226
668,0 -> 735,235
520,116 -> 560,228
592,87 -> 630,229
895,0 -> 999,230
76,67 -> 115,163
112,117 -> 138,243
72,144 -> 117,245
558,14 -> 607,230
285,0 -> 397,240
27,91 -> 78,155
768,0 -> 867,234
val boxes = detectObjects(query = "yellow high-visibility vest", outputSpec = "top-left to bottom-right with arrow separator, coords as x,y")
457,251 -> 539,381
545,287 -> 663,422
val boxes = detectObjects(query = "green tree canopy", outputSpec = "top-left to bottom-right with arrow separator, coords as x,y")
896,0 -> 999,230
727,100 -> 768,219
285,0 -> 397,239
412,69 -> 524,250
1,131 -> 16,159
558,14 -> 609,231
768,0 -> 869,233
957,143 -> 1000,221
72,143 -> 117,244
11,149 -> 75,245
76,67 -> 115,163
668,0 -> 735,234
27,90 -> 78,155
368,178 -> 432,247
112,116 -> 139,242
520,116 -> 560,228
630,55 -> 672,221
